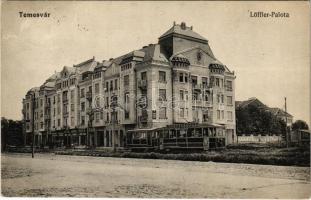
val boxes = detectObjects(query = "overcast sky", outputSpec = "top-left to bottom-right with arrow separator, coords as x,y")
2,1 -> 310,125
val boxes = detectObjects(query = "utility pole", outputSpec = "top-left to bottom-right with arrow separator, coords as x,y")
285,97 -> 288,148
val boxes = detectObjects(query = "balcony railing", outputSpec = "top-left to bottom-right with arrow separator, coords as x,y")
63,111 -> 69,117
192,84 -> 212,90
62,98 -> 68,104
45,102 -> 51,108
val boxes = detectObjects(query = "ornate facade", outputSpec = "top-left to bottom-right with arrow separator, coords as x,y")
22,22 -> 236,150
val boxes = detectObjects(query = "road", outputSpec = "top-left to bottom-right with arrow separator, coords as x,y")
1,153 -> 310,198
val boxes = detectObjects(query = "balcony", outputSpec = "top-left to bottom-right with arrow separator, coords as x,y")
139,110 -> 148,122
139,115 -> 148,123
86,91 -> 92,101
192,99 -> 202,107
203,101 -> 212,107
45,102 -> 51,108
192,84 -> 202,91
44,114 -> 51,120
138,80 -> 147,90
62,98 -> 68,104
86,107 -> 93,115
63,111 -> 69,117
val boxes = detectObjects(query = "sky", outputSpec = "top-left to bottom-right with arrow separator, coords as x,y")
1,1 -> 310,126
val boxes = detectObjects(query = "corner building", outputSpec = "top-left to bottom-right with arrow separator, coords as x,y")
22,22 -> 236,151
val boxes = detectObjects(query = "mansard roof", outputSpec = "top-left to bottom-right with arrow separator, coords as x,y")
139,44 -> 168,63
159,22 -> 207,42
74,57 -> 98,74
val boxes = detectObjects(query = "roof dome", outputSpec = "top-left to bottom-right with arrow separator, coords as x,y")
170,54 -> 190,66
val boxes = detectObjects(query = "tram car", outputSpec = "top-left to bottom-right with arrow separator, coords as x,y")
125,123 -> 227,152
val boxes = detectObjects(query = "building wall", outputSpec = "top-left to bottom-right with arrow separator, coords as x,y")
22,23 -> 237,148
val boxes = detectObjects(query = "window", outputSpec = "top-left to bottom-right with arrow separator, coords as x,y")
186,108 -> 188,117
216,78 -> 220,87
71,117 -> 75,126
179,73 -> 183,82
125,111 -> 130,119
227,96 -> 233,105
202,77 -> 208,87
159,107 -> 167,119
227,111 -> 233,121
40,99 -> 43,107
114,79 -> 118,90
71,104 -> 74,112
221,110 -> 224,119
57,119 -> 61,127
217,110 -> 220,120
226,80 -> 233,91
125,92 -> 130,104
180,108 -> 184,117
141,72 -> 147,80
185,91 -> 188,101
152,110 -> 156,119
110,80 -> 113,91
220,79 -> 224,88
95,112 -> 100,122
57,106 -> 61,115
106,113 -> 109,122
193,92 -> 199,100
159,71 -> 166,82
80,88 -> 85,98
159,89 -> 166,101
191,76 -> 198,85
221,95 -> 224,103
57,94 -> 60,102
81,116 -> 85,125
124,75 -> 129,87
217,94 -> 220,103
106,97 -> 109,107
81,102 -> 85,111
95,83 -> 99,94
204,94 -> 209,101
180,90 -> 184,100
71,90 -> 75,100
106,82 -> 109,91
185,74 -> 188,82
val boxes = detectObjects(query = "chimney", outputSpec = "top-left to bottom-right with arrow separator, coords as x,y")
173,21 -> 176,26
181,22 -> 186,30
109,58 -> 113,61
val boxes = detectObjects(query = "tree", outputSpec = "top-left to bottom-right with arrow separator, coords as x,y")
1,117 -> 24,151
236,104 -> 286,135
292,120 -> 309,131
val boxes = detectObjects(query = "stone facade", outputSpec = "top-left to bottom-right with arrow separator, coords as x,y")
22,22 -> 236,149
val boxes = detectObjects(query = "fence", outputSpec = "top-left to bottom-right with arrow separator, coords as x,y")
237,134 -> 283,144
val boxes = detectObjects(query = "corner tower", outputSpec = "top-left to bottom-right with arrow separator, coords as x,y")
158,22 -> 215,59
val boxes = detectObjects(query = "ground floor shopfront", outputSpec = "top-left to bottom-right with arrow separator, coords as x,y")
31,123 -> 236,151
